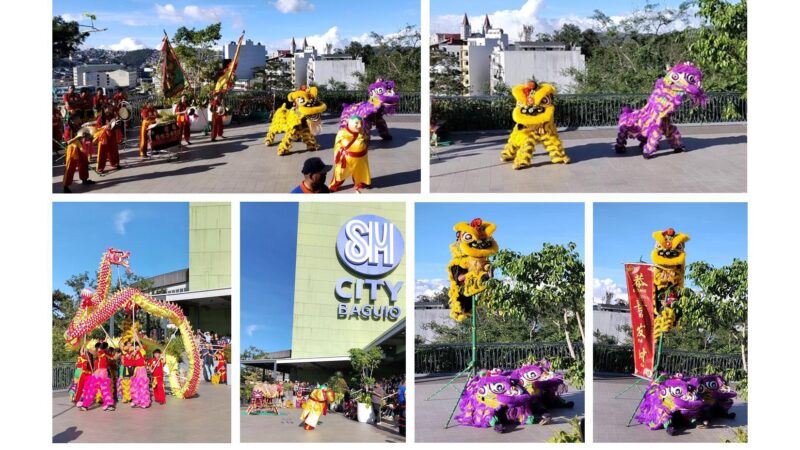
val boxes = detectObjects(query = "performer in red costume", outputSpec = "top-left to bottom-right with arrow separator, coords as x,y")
94,106 -> 120,173
79,341 -> 115,411
214,348 -> 227,384
63,86 -> 79,136
93,90 -> 109,116
148,349 -> 166,404
210,93 -> 225,141
174,94 -> 193,145
139,101 -> 158,158
130,342 -> 152,408
70,347 -> 92,403
62,131 -> 95,193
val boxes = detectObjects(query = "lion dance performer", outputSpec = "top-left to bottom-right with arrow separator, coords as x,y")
79,341 -> 115,411
300,386 -> 335,430
65,248 -> 202,401
265,86 -> 327,155
651,228 -> 689,338
615,62 -> 707,158
62,130 -> 95,193
139,101 -> 158,158
339,78 -> 400,140
454,369 -> 534,433
447,218 -> 499,321
500,81 -> 570,169
330,115 -> 370,192
636,374 -> 704,435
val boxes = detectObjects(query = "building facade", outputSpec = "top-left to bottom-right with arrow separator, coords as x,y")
307,56 -> 365,89
224,39 -> 266,80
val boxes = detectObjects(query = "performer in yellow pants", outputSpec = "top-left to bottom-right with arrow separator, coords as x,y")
330,115 -> 370,193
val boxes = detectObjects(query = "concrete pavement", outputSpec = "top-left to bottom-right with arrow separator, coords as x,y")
52,383 -> 231,443
593,377 -> 747,443
431,123 -> 746,192
415,376 -> 584,443
53,115 -> 421,193
240,408 -> 405,443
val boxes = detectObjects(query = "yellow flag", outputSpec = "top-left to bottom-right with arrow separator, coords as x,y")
215,34 -> 244,94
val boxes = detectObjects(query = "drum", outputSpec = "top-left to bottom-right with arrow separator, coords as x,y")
147,120 -> 181,150
117,101 -> 131,121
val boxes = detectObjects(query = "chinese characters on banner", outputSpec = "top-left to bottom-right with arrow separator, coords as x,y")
624,263 -> 656,379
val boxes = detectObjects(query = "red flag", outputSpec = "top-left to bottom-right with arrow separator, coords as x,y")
624,263 -> 656,379
215,33 -> 244,94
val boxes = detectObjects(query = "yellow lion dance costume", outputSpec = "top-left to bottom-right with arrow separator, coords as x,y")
300,387 -> 335,430
500,81 -> 570,169
265,86 -> 327,155
651,228 -> 689,338
447,218 -> 499,321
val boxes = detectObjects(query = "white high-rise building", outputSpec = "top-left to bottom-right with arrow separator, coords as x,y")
223,39 -> 266,80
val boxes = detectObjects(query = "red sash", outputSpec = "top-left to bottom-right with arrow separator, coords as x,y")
334,128 -> 366,169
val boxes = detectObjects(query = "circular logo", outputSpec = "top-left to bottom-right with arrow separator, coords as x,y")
336,214 -> 404,277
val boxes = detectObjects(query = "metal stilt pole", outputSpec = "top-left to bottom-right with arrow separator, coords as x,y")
441,295 -> 478,429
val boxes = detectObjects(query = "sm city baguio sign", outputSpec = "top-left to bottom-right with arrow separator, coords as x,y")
335,215 -> 404,321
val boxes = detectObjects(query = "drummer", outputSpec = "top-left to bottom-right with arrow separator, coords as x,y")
210,92 -> 225,142
112,88 -> 128,107
175,94 -> 192,145
93,89 -> 109,116
139,100 -> 158,158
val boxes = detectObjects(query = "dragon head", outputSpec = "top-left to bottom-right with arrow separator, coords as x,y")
511,81 -> 556,128
692,374 -> 737,403
663,62 -> 707,107
368,78 -> 400,114
288,85 -> 327,121
473,374 -> 530,409
651,228 -> 689,267
106,247 -> 132,273
657,377 -> 704,412
453,218 -> 499,258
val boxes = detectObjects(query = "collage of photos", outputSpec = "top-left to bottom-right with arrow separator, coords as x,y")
48,0 -> 749,446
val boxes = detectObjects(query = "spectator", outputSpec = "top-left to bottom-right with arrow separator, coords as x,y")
200,342 -> 213,382
291,157 -> 331,194
371,382 -> 386,426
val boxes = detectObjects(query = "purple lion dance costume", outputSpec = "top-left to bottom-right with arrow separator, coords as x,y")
635,372 -> 739,435
455,361 -> 572,433
339,79 -> 400,140
615,62 -> 707,159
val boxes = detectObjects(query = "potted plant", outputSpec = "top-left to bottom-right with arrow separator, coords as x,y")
348,348 -> 384,424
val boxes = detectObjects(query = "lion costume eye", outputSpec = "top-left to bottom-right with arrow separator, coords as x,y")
386,89 -> 395,95
705,380 -> 719,390
489,383 -> 506,394
376,88 -> 384,94
687,74 -> 696,84
296,97 -> 306,105
670,72 -> 679,81
540,96 -> 551,105
525,370 -> 540,380
669,386 -> 684,397
676,243 -> 684,250
462,233 -> 473,242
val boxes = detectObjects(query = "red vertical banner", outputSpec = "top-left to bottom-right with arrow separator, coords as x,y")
624,263 -> 656,379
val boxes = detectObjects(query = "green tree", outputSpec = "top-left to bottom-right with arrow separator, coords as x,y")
348,347 -> 384,389
430,48 -> 466,96
252,58 -> 292,90
172,23 -> 223,93
53,16 -> 89,60
415,287 -> 449,308
676,259 -> 748,370
689,0 -> 747,93
356,25 -> 421,91
425,303 -> 546,344
593,329 -> 618,345
342,41 -> 375,66
482,243 -> 585,358
323,77 -> 349,91
553,24 -> 582,49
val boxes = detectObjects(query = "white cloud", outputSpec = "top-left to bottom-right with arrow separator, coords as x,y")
593,278 -> 627,305
305,26 -> 342,52
155,3 -> 232,24
114,209 -> 134,235
415,279 -> 449,300
273,0 -> 315,14
60,13 -> 83,22
245,324 -> 260,337
107,37 -> 147,51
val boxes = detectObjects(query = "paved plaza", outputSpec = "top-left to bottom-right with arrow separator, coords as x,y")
240,408 -> 405,443
53,115 -> 420,193
431,123 -> 746,192
593,376 -> 747,443
415,376 -> 584,443
52,383 -> 231,443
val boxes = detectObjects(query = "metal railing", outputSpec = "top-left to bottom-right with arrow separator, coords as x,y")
121,90 -> 421,128
593,344 -> 743,375
431,92 -> 747,131
415,342 -> 583,374
53,361 -> 74,391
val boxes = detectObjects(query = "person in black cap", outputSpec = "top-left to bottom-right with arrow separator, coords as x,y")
291,157 -> 332,193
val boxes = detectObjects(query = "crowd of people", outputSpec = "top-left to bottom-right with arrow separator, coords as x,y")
195,329 -> 229,385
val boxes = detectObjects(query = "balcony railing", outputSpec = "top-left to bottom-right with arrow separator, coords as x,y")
415,342 -> 583,374
593,344 -> 743,375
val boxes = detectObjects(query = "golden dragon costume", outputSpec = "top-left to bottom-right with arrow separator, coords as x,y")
447,218 -> 499,321
265,86 -> 327,155
651,228 -> 690,338
500,81 -> 570,169
64,248 -> 201,399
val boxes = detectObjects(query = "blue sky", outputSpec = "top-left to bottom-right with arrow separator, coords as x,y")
240,202 -> 298,353
415,202 -> 584,299
53,202 -> 189,294
593,202 -> 748,303
55,0 -> 420,52
431,0 -> 701,35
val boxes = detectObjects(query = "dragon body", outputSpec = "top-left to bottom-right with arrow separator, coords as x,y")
500,81 -> 570,170
265,86 -> 327,155
64,248 -> 201,399
615,62 -> 707,158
